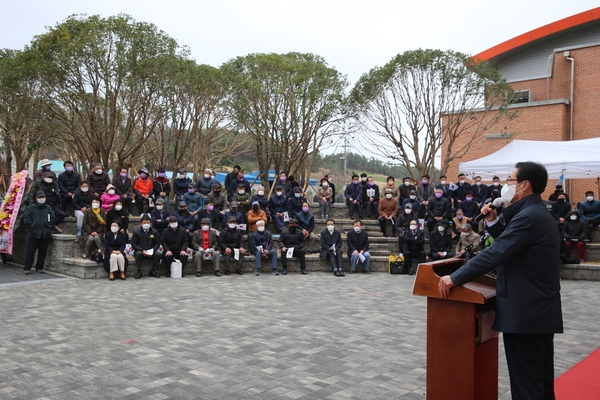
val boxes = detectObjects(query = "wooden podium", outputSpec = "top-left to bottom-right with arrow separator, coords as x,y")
412,258 -> 498,400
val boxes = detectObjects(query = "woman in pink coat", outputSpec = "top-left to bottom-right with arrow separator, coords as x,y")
100,184 -> 121,212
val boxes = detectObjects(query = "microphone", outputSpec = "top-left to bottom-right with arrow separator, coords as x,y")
473,197 -> 504,223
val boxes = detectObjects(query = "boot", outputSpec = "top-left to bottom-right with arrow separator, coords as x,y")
301,268 -> 307,275
134,269 -> 142,279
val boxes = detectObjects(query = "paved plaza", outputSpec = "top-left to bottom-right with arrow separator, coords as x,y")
1,264 -> 599,399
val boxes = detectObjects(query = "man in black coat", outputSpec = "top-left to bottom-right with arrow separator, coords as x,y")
278,218 -> 306,275
402,220 -> 425,275
320,219 -> 343,276
131,215 -> 161,279
426,187 -> 450,234
22,191 -> 56,274
219,216 -> 246,275
439,162 -> 563,400
427,220 -> 453,261
347,220 -> 371,273
550,192 -> 571,225
161,216 -> 189,277
57,160 -> 81,215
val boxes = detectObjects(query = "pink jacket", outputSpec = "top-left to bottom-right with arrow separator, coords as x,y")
100,193 -> 121,212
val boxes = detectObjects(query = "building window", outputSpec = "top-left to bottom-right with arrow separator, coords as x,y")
507,90 -> 531,104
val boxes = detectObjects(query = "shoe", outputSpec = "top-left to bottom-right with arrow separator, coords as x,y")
52,226 -> 62,234
580,259 -> 586,264
149,270 -> 160,278
109,272 -> 114,281
224,271 -> 230,275
334,270 -> 340,276
120,271 -> 126,280
181,272 -> 185,278
235,270 -> 243,275
339,270 -> 345,277
272,270 -> 279,275
82,254 -> 87,259
24,270 -> 32,275
135,270 -> 142,279
363,270 -> 371,274
349,270 -> 354,274
321,215 -> 324,220
215,271 -> 222,276
165,271 -> 171,278
76,229 -> 82,236
253,270 -> 260,276
36,269 -> 44,274
196,272 -> 202,277
301,268 -> 307,275
282,268 -> 288,275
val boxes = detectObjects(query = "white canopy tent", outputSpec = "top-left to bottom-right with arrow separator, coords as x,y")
459,138 -> 600,180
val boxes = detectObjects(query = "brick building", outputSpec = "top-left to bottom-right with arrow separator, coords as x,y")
443,7 -> 600,200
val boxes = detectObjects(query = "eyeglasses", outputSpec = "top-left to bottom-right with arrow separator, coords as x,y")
506,177 -> 519,184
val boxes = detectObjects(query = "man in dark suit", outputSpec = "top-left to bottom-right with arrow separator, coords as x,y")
439,162 -> 563,400
131,214 -> 161,279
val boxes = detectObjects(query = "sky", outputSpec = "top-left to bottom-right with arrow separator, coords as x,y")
1,0 -> 598,85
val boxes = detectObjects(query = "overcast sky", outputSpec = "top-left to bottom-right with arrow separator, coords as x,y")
1,1 -> 598,85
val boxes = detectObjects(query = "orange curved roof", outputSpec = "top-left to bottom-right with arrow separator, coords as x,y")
474,7 -> 600,61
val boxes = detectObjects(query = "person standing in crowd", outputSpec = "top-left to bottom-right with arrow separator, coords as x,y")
325,174 -> 336,204
28,171 -> 64,232
152,167 -> 171,210
161,216 -> 189,278
428,220 -> 453,261
224,165 -> 241,200
347,219 -> 371,274
437,175 -> 452,201
82,199 -> 106,259
86,163 -> 110,198
228,170 -> 251,200
378,188 -> 398,237
579,190 -> 600,230
174,168 -> 192,203
402,219 -> 425,275
439,162 -> 563,400
278,218 -> 307,275
317,177 -> 333,220
131,214 -> 161,278
219,216 -> 246,275
58,160 -> 81,215
344,174 -> 363,219
133,167 -> 154,216
489,175 -> 502,194
104,221 -> 127,281
249,220 -> 278,276
363,176 -> 379,220
548,184 -> 569,202
320,219 -> 344,277
112,167 -> 133,214
22,191 -> 55,275
192,218 -> 221,277
562,210 -> 587,263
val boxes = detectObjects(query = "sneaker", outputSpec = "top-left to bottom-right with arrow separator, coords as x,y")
398,252 -> 403,257
196,272 -> 202,277
82,254 -> 87,259
215,271 -> 222,277
272,270 -> 279,275
301,269 -> 307,275
24,270 -> 32,275
36,269 -> 44,274
349,270 -> 354,274
253,270 -> 260,276
282,268 -> 288,275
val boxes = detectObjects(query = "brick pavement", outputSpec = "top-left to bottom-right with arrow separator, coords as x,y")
0,272 -> 598,399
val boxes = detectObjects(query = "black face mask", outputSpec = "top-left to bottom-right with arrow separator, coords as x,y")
558,199 -> 565,203
214,190 -> 221,194
178,208 -> 187,213
252,206 -> 259,212
289,226 -> 297,232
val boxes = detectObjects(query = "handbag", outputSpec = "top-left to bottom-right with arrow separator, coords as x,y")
170,259 -> 182,278
388,254 -> 407,274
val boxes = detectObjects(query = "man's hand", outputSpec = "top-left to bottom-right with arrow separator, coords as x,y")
263,250 -> 269,257
281,247 -> 287,253
302,229 -> 308,237
165,251 -> 172,256
225,248 -> 232,254
240,248 -> 246,254
559,217 -> 565,223
353,250 -> 359,256
180,250 -> 187,256
480,202 -> 498,222
438,276 -> 455,298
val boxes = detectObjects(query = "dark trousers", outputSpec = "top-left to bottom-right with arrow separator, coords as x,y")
61,194 -> 74,215
428,251 -> 454,261
52,206 -> 66,226
404,250 -> 425,272
24,237 -> 50,271
163,252 -> 189,274
134,250 -> 161,273
324,250 -> 343,271
223,252 -> 244,273
348,201 -> 363,218
281,248 -> 306,270
134,195 -> 152,216
364,201 -> 379,218
503,333 -> 556,400
378,217 -> 395,236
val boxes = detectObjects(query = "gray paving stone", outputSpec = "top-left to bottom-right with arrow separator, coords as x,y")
1,273 -> 599,399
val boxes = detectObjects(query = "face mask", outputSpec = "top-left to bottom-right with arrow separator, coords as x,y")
493,182 -> 499,186
65,166 -> 73,172
95,169 -> 103,175
111,226 -> 119,233
252,206 -> 259,211
207,206 -> 214,211
158,173 -> 166,178
188,189 -> 195,193
501,183 -> 517,203
238,190 -> 245,195
587,196 -> 594,202
322,182 -> 328,187
211,176 -> 215,180
238,177 -> 244,181
120,172 -> 127,178
295,193 -> 301,198
465,197 -> 473,202
257,190 -> 264,196
155,205 -> 163,211
459,180 -> 465,184
388,181 -> 394,186
302,207 -> 309,213
44,165 -> 51,171
178,208 -> 187,213
457,215 -> 463,220
353,180 -> 359,184
231,209 -> 237,213
170,222 -> 178,228
409,195 -> 416,200
140,173 -> 147,179
570,215 -> 577,221
361,177 -> 367,182
204,174 -> 210,179
353,226 -> 361,233
328,178 -> 332,183
214,190 -> 220,194
276,191 -> 282,196
461,232 -> 469,237
421,180 -> 428,185
202,225 -> 210,231
367,181 -> 374,186
289,225 -> 297,232
115,205 -> 122,211
405,208 -> 412,214
179,174 -> 186,179
44,178 -> 53,183
410,225 -> 418,231
475,182 -> 482,186
81,187 -> 89,192
438,226 -> 445,233
327,225 -> 335,233
228,223 -> 236,229
257,226 -> 265,232
280,177 -> 286,182
108,190 -> 115,195
440,180 -> 446,185
404,182 -> 410,186
142,223 -> 151,230
386,194 -> 392,199
92,203 -> 100,209
37,198 -> 46,204
558,199 -> 565,203
435,193 -> 442,198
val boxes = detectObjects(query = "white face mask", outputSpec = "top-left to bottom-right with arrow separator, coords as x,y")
44,178 -> 53,183
405,208 -> 412,214
500,182 -> 518,203
170,222 -> 178,228
111,226 -> 119,233
361,177 -> 367,182
142,223 -> 151,230
475,182 -> 482,186
587,196 -> 594,202
327,225 -> 335,233
202,225 -> 210,231
179,174 -> 186,179
37,198 -> 46,204
322,182 -> 328,187
493,182 -> 499,186
570,215 -> 577,221
115,205 -> 122,211
156,205 -> 163,210
459,180 -> 465,184
353,226 -> 361,233
238,190 -> 244,195
81,187 -> 89,192
410,225 -> 418,231
108,190 -> 115,195
438,226 -> 445,233
228,223 -> 236,229
257,226 -> 265,232
257,191 -> 264,196
404,182 -> 411,186
204,174 -> 210,179
95,169 -> 103,175
386,194 -> 392,199
409,195 -> 416,200
92,203 -> 100,209
440,180 -> 446,185
276,191 -> 282,196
